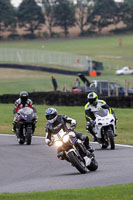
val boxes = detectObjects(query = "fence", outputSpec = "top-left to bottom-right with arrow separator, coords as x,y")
0,48 -> 92,70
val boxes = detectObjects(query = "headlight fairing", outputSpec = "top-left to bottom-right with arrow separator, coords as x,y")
55,140 -> 63,147
63,135 -> 69,143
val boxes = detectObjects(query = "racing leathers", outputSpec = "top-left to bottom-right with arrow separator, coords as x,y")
85,99 -> 116,141
13,98 -> 35,114
45,114 -> 93,156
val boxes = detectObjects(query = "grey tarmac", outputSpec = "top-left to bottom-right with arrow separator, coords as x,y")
0,134 -> 133,193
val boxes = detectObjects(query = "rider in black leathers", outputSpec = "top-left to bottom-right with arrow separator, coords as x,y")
45,108 -> 93,158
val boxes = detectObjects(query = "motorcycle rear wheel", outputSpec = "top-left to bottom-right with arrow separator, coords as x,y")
68,151 -> 88,174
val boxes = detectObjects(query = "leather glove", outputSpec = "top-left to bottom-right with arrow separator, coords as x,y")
86,120 -> 95,130
48,141 -> 53,146
90,120 -> 95,127
70,123 -> 76,130
86,124 -> 89,131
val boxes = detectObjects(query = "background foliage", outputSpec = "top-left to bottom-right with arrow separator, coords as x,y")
1,0 -> 133,38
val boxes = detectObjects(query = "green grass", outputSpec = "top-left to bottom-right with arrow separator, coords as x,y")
1,35 -> 133,64
1,34 -> 133,95
1,104 -> 133,145
0,68 -> 76,94
0,68 -> 133,95
0,183 -> 133,200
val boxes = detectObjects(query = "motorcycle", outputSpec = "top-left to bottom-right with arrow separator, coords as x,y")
91,108 -> 116,150
50,129 -> 98,174
15,107 -> 37,145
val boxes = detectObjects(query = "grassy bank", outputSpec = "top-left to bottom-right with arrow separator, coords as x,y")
0,183 -> 133,200
1,104 -> 133,145
0,35 -> 133,94
0,68 -> 76,94
1,68 -> 133,95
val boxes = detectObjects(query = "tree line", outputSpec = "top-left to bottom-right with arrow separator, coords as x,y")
0,0 -> 133,39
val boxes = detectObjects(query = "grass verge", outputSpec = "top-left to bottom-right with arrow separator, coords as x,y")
0,104 -> 133,145
0,183 -> 133,200
1,35 -> 133,94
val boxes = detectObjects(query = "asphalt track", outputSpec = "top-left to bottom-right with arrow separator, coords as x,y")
0,134 -> 133,193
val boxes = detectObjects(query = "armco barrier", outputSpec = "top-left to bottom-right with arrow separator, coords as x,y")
0,64 -> 88,75
0,91 -> 133,108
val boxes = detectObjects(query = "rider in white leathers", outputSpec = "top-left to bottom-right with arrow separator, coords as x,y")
84,92 -> 117,141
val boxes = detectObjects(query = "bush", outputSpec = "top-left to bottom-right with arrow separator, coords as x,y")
42,31 -> 49,38
79,29 -> 97,37
110,27 -> 133,34
0,35 -> 3,40
22,33 -> 36,39
50,32 -> 61,38
8,33 -> 20,39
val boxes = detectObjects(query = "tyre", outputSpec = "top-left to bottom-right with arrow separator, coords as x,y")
18,138 -> 25,145
87,158 -> 98,171
25,128 -> 32,145
107,130 -> 115,149
68,151 -> 88,174
101,143 -> 108,149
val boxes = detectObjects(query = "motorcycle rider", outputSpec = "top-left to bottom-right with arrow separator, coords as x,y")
12,91 -> 37,132
84,92 -> 117,142
45,107 -> 94,159
13,91 -> 35,114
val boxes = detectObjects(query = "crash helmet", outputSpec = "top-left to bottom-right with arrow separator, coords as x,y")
45,108 -> 58,123
19,91 -> 28,104
87,92 -> 98,105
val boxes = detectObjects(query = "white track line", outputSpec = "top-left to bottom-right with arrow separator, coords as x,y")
1,134 -> 133,148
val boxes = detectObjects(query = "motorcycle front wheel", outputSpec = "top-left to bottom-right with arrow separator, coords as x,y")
107,130 -> 115,150
25,127 -> 33,145
68,151 -> 88,174
16,128 -> 25,145
18,138 -> 25,145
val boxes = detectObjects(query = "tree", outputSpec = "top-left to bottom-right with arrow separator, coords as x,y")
41,0 -> 56,37
18,0 -> 45,36
0,0 -> 16,36
121,0 -> 133,29
75,0 -> 90,35
87,0 -> 118,34
53,0 -> 76,37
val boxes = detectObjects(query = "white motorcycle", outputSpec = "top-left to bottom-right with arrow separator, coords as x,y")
92,108 -> 116,149
50,129 -> 98,174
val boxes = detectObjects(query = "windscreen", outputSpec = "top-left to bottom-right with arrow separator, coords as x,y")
18,107 -> 33,115
94,109 -> 108,117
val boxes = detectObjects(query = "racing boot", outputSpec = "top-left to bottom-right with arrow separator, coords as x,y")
87,144 -> 94,153
92,135 -> 97,142
57,151 -> 64,160
12,122 -> 16,132
83,135 -> 94,153
113,132 -> 117,137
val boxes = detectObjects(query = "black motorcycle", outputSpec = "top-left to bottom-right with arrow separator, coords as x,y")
51,129 -> 98,174
15,107 -> 37,145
